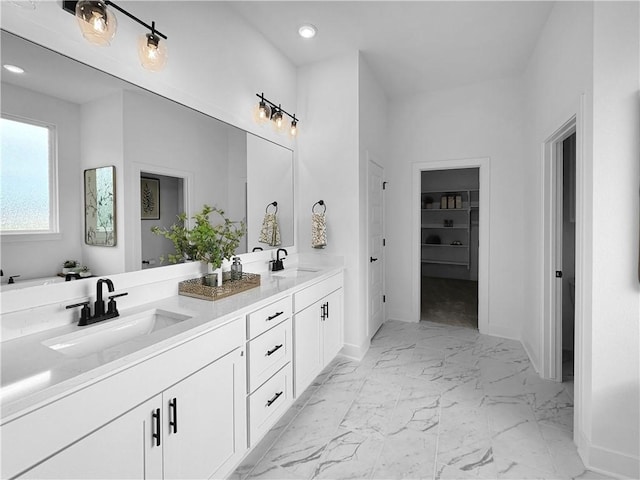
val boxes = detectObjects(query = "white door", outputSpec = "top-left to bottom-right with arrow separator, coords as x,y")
367,160 -> 385,339
163,349 -> 245,480
294,303 -> 322,396
322,289 -> 343,362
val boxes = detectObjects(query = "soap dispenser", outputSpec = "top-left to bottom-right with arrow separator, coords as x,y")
231,257 -> 243,281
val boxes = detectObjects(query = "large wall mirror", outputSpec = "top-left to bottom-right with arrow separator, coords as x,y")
0,30 -> 294,289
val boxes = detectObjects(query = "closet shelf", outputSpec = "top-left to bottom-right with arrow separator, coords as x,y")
421,244 -> 468,248
421,260 -> 470,266
421,224 -> 469,230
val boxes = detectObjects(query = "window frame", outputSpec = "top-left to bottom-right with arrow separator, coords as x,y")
0,113 -> 61,242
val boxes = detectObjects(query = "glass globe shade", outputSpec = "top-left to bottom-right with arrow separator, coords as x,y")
75,0 -> 117,46
138,34 -> 168,72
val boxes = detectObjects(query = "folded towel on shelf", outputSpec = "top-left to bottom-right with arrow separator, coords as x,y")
259,212 -> 281,247
311,212 -> 327,248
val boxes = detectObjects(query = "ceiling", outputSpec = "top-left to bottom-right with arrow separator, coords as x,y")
228,1 -> 555,98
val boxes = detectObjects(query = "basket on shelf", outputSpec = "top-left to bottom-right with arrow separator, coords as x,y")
178,272 -> 261,301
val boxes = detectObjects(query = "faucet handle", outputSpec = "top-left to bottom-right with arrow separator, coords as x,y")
66,300 -> 91,325
107,292 -> 128,315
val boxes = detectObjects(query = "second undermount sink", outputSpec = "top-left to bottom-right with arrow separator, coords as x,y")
271,267 -> 320,279
42,309 -> 192,358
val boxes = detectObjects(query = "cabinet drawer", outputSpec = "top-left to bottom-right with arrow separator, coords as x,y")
247,296 -> 292,339
248,363 -> 292,446
293,273 -> 343,313
248,319 -> 292,393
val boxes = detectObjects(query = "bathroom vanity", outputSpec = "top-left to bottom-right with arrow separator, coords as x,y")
0,266 -> 344,479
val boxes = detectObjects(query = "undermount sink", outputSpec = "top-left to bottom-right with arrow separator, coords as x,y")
42,309 -> 192,358
271,267 -> 320,279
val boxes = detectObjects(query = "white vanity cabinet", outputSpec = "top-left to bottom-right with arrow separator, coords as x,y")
21,396 -> 162,480
3,318 -> 247,480
293,273 -> 344,397
245,296 -> 294,446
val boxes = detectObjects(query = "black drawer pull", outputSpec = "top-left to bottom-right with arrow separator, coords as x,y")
169,397 -> 178,434
266,344 -> 283,356
267,311 -> 284,321
266,391 -> 283,407
152,408 -> 161,446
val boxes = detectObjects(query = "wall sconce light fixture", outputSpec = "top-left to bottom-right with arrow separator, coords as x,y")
256,93 -> 299,136
63,0 -> 168,72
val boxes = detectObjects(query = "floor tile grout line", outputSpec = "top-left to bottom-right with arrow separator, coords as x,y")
241,360 -> 341,480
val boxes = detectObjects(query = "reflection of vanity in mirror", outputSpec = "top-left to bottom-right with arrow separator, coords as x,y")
0,30 -> 294,289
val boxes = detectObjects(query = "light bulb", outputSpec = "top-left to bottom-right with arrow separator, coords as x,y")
272,110 -> 284,129
138,33 -> 168,72
75,0 -> 116,46
258,100 -> 270,120
290,120 -> 298,136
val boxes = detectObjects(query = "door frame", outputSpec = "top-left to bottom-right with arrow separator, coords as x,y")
542,117 -> 576,382
129,162 -> 193,272
411,158 -> 490,332
366,156 -> 385,339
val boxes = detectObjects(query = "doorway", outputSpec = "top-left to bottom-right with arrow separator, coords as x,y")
542,117 -> 577,383
420,168 -> 479,329
140,172 -> 185,269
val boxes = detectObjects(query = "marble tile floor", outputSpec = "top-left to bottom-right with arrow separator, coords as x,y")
233,320 -> 611,480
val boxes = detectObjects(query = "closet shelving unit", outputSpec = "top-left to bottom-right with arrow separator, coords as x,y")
420,189 -> 479,269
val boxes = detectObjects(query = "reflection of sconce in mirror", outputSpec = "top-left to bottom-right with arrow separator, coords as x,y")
256,93 -> 300,137
84,166 -> 116,246
62,0 -> 168,71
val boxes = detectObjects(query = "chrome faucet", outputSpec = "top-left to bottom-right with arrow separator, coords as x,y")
271,248 -> 288,272
66,278 -> 128,326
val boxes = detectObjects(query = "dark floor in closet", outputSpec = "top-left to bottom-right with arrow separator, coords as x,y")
420,276 -> 478,329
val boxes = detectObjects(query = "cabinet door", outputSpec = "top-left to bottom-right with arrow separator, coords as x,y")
162,348 -> 246,480
21,397 -> 163,480
294,301 -> 323,397
322,289 -> 343,364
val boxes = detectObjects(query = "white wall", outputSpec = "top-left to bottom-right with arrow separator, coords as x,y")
0,83 -> 82,281
589,2 -> 639,476
297,53 -> 361,355
80,92 -> 126,276
521,0 -> 594,374
522,2 -> 639,476
387,77 -> 526,339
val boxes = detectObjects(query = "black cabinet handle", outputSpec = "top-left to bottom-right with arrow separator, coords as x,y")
325,302 -> 329,319
370,257 -> 378,262
169,398 -> 178,434
267,311 -> 284,321
152,408 -> 161,446
266,344 -> 283,356
320,303 -> 325,321
266,391 -> 283,407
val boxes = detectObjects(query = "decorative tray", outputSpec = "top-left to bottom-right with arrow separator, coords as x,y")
178,272 -> 261,301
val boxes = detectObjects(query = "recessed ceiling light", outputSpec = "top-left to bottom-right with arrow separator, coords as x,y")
298,24 -> 317,39
3,64 -> 25,74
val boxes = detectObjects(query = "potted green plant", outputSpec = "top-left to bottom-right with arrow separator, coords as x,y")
151,205 -> 246,283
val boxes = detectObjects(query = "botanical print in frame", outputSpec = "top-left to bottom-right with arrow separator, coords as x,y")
84,166 -> 116,246
141,177 -> 160,220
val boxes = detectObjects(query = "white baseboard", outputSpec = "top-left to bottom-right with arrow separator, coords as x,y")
387,316 -> 419,324
340,339 -> 369,361
584,442 -> 640,479
521,338 -> 541,374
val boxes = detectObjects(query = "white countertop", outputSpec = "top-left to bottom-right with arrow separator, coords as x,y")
0,266 -> 342,423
